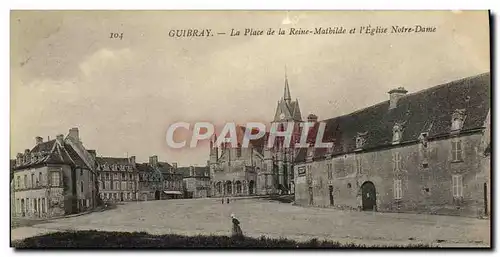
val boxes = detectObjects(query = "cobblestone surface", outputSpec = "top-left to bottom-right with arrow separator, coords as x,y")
11,198 -> 490,247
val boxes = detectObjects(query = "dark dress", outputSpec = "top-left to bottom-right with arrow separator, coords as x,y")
231,218 -> 243,238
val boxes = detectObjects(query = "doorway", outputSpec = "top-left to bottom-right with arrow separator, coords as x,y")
329,185 -> 334,206
308,187 -> 314,205
155,190 -> 161,200
484,182 -> 488,216
361,181 -> 376,211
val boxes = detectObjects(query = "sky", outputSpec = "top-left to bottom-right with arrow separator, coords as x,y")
10,10 -> 490,166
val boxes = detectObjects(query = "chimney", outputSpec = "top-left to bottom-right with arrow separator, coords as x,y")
149,155 -> 158,166
172,162 -> 178,169
35,136 -> 43,145
56,134 -> 64,145
68,128 -> 79,141
16,153 -> 23,166
388,87 -> 408,110
129,155 -> 136,165
307,113 -> 318,123
24,149 -> 31,162
189,166 -> 194,177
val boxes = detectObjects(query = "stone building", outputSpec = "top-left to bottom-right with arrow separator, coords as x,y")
137,156 -> 183,201
209,74 -> 304,197
180,165 -> 210,198
209,127 -> 265,197
294,73 -> 491,217
11,128 -> 98,218
96,156 -> 139,203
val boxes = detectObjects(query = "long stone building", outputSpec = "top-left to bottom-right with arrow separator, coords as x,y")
293,73 -> 491,217
11,128 -> 98,218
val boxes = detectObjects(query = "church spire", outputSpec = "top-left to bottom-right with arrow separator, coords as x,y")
284,66 -> 291,101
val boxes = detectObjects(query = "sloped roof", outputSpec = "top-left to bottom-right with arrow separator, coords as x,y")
296,72 -> 491,163
217,126 -> 269,155
14,139 -> 91,170
273,99 -> 303,122
136,163 -> 154,173
180,166 -> 210,178
96,157 -> 130,165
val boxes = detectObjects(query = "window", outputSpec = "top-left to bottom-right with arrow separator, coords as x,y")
16,176 -> 20,189
80,169 -> 83,176
451,109 -> 466,131
31,174 -> 34,188
356,136 -> 364,149
236,144 -> 242,157
392,124 -> 403,144
394,179 -> 402,199
42,198 -> 45,213
39,172 -> 42,186
81,181 -> 84,193
24,175 -> 27,189
356,158 -> 362,174
451,119 -> 462,131
393,152 -> 401,172
327,163 -> 333,180
451,140 -> 463,161
122,173 -> 126,180
102,181 -> 106,190
51,172 -> 60,187
129,174 -> 133,180
452,175 -> 463,197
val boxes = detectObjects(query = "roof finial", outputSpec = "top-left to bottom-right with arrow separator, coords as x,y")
284,65 -> 291,101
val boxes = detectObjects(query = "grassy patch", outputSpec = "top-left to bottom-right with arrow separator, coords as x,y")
12,230 -> 431,248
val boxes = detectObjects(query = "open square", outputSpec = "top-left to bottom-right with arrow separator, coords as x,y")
11,197 -> 490,247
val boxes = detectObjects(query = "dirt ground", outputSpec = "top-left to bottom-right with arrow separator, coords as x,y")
10,197 -> 490,247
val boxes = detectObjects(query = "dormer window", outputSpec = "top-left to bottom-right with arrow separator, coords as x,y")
326,143 -> 334,155
392,124 -> 403,144
418,132 -> 429,148
306,146 -> 314,161
355,132 -> 367,150
451,109 -> 466,132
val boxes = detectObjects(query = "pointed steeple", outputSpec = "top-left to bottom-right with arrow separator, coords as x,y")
284,66 -> 291,102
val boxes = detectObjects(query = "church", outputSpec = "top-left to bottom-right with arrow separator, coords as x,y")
209,74 -> 304,197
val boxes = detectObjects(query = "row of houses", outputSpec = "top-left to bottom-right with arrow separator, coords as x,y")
10,129 -> 209,219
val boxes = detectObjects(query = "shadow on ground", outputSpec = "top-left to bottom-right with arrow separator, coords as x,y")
12,230 -> 431,249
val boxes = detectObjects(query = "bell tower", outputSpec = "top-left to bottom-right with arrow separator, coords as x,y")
271,69 -> 303,194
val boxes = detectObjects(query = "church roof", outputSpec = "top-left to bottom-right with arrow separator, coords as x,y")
273,75 -> 303,122
295,72 -> 491,163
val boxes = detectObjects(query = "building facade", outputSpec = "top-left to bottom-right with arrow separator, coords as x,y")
294,73 -> 491,217
96,156 -> 139,203
12,128 -> 98,218
181,166 -> 211,198
137,156 -> 183,201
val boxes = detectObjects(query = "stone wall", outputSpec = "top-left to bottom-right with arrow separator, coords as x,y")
294,132 -> 489,217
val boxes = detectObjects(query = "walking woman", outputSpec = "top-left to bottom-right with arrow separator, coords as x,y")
230,213 -> 244,239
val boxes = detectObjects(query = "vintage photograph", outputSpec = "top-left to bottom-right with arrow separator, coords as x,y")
10,10 -> 491,248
